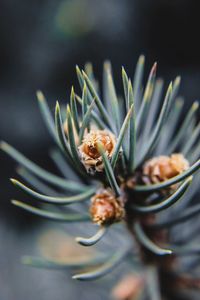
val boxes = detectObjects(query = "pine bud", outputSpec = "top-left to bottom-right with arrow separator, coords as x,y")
112,274 -> 144,300
143,153 -> 189,184
78,129 -> 116,173
90,188 -> 125,225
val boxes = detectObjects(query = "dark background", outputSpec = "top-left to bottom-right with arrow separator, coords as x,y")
1,0 -> 200,299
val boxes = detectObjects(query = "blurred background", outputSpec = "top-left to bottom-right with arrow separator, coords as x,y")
1,0 -> 200,299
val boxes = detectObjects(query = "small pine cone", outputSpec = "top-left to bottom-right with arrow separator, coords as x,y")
90,188 -> 125,225
78,129 -> 116,173
143,153 -> 189,184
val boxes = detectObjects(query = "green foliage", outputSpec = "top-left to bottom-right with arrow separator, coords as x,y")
1,56 -> 200,290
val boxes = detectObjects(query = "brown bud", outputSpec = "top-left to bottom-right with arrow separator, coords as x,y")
143,153 -> 189,184
112,274 -> 144,300
90,188 -> 125,225
78,129 -> 116,173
